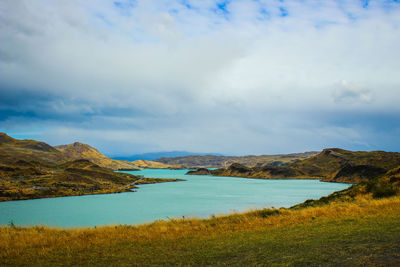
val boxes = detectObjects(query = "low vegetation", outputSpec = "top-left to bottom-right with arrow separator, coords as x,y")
1,195 -> 399,266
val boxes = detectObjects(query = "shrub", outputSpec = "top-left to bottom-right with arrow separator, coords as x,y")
367,179 -> 398,198
253,208 -> 280,218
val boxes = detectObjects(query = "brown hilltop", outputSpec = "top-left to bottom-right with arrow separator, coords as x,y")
55,142 -> 140,171
0,132 -> 15,144
291,148 -> 400,182
0,133 -> 140,201
189,148 -> 400,184
0,133 -> 182,201
0,132 -> 58,153
156,151 -> 319,168
0,133 -> 140,171
131,159 -> 182,169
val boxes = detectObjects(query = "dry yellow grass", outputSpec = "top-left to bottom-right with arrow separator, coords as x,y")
1,196 -> 399,254
1,196 -> 400,266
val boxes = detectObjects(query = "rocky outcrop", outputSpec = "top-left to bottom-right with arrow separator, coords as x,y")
331,164 -> 387,183
0,133 -> 181,201
190,148 -> 400,184
186,168 -> 212,175
131,160 -> 182,169
157,152 -> 319,168
55,142 -> 139,170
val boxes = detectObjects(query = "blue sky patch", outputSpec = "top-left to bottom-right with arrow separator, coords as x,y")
216,0 -> 230,14
95,13 -> 113,26
258,7 -> 270,20
361,0 -> 369,8
113,0 -> 136,9
279,7 -> 288,17
113,0 -> 136,16
180,0 -> 192,9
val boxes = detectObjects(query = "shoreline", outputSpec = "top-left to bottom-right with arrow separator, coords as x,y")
0,178 -> 184,202
2,197 -> 399,265
187,172 -> 354,184
0,180 -> 352,228
0,188 -> 359,229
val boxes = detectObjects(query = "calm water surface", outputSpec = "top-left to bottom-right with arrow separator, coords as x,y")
0,169 -> 350,227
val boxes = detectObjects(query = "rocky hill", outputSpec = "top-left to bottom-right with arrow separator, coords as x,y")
0,133 -> 182,201
289,148 -> 400,183
156,151 -> 319,168
131,160 -> 183,169
55,142 -> 139,171
114,151 -> 222,161
188,148 -> 400,184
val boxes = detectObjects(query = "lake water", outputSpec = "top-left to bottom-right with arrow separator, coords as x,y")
0,169 -> 350,227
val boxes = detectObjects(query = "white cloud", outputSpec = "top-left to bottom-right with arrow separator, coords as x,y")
1,0 -> 400,154
332,80 -> 372,104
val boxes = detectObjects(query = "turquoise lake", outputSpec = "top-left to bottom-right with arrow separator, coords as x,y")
0,169 -> 350,227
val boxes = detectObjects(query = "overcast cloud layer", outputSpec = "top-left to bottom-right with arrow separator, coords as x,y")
1,0 -> 400,156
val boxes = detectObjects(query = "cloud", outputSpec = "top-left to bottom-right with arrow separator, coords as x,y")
332,80 -> 372,104
0,0 -> 400,155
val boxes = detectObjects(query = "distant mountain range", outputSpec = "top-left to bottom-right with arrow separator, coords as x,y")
112,151 -> 223,162
155,152 -> 319,168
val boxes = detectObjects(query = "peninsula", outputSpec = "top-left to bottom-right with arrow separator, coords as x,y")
0,133 -> 183,201
187,148 -> 400,184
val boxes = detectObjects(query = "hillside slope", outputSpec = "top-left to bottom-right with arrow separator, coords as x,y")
292,148 -> 400,182
0,133 -> 182,201
132,160 -> 182,169
55,142 -> 139,170
189,148 -> 400,184
114,151 -> 222,161
157,151 -> 318,168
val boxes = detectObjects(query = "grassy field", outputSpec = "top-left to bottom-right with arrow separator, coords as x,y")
1,196 -> 399,266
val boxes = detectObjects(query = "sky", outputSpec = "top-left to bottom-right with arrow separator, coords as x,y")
1,0 -> 400,156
